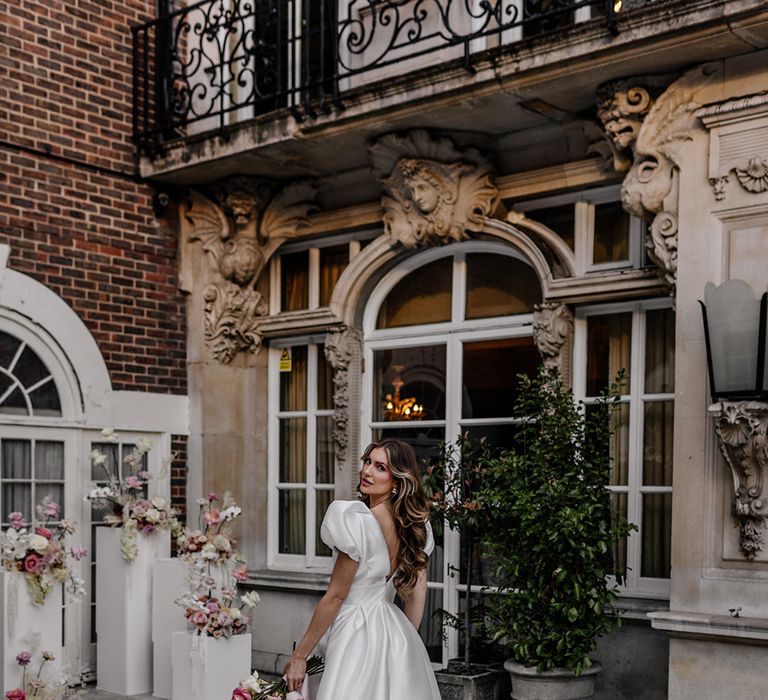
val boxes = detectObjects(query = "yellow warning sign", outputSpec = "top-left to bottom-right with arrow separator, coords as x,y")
279,348 -> 292,372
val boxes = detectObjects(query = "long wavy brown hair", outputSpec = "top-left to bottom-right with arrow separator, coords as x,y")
358,439 -> 431,598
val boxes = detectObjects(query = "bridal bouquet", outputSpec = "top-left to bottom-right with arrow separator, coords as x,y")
86,429 -> 179,561
176,492 -> 258,638
231,657 -> 325,700
0,497 -> 86,604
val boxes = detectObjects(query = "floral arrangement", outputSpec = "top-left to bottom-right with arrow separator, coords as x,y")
175,492 -> 258,638
231,658 -> 325,700
4,643 -> 83,700
0,497 -> 86,604
85,428 -> 179,561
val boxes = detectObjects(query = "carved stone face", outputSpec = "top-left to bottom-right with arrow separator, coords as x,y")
406,176 -> 441,214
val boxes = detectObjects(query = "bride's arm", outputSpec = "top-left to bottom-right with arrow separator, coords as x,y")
403,567 -> 428,630
283,551 -> 358,691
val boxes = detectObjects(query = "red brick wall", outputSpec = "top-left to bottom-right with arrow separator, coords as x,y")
171,434 -> 188,526
0,0 -> 186,394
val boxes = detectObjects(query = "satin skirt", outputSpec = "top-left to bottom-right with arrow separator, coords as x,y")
314,594 -> 441,700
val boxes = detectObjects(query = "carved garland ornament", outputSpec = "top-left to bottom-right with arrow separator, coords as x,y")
369,130 -> 498,249
185,177 -> 317,363
324,328 -> 362,470
714,402 -> 768,560
532,302 -> 574,383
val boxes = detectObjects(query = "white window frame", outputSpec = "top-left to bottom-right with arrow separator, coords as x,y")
267,336 -> 336,572
573,298 -> 674,599
514,184 -> 644,276
361,241 -> 540,666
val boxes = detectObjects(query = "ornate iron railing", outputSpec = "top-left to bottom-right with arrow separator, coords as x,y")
133,1 -> 626,158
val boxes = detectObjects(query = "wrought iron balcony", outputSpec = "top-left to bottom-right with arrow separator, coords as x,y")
132,0 -> 627,158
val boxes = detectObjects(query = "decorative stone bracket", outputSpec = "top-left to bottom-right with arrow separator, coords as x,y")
533,302 -> 574,388
183,177 -> 317,363
712,401 -> 768,560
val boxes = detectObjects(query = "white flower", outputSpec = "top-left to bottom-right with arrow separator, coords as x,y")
86,486 -> 116,501
241,591 -> 261,608
90,450 -> 107,466
144,508 -> 160,524
29,534 -> 50,554
201,543 -> 218,560
151,496 -> 167,510
212,534 -> 231,552
228,607 -> 243,621
138,437 -> 154,451
221,505 -> 242,522
2,528 -> 29,559
242,673 -> 261,692
100,428 -> 119,443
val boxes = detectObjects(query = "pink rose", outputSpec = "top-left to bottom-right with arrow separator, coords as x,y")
202,509 -> 221,526
206,601 -> 220,613
70,546 -> 88,561
138,471 -> 152,480
190,611 -> 208,626
231,689 -> 251,700
15,652 -> 31,667
6,689 -> 26,700
23,554 -> 41,573
8,512 -> 25,529
42,501 -> 61,518
232,565 -> 247,582
142,524 -> 156,535
125,476 -> 142,490
208,492 -> 219,502
35,526 -> 53,540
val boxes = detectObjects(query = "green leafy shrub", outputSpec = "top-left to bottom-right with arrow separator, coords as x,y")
479,368 -> 633,674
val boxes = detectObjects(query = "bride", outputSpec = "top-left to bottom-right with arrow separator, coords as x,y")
283,438 -> 441,699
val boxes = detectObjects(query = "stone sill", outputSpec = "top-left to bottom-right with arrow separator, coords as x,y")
243,569 -> 330,594
648,610 -> 768,644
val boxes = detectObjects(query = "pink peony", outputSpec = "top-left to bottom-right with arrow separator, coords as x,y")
190,611 -> 208,626
23,554 -> 41,573
8,512 -> 25,529
125,476 -> 143,490
231,689 -> 251,700
15,652 -> 31,667
205,600 -> 220,613
142,524 -> 156,535
42,501 -> 61,518
232,565 -> 248,582
202,509 -> 221,526
35,526 -> 53,540
5,689 -> 26,700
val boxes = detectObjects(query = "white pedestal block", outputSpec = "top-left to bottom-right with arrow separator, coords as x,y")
96,527 -> 170,695
152,557 -> 189,698
171,631 -> 252,700
0,570 -> 63,692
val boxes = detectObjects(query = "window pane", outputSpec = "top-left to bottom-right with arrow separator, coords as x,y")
645,308 -> 675,393
421,587 -> 444,663
371,427 -> 444,472
3,483 -> 31,523
36,483 -> 65,518
462,423 -> 522,452
373,345 -> 446,421
0,386 -> 28,415
376,258 -> 452,328
524,203 -> 575,251
281,251 -> 309,311
316,490 -> 334,557
317,344 -> 333,411
36,441 -> 64,480
91,443 -> 119,482
587,313 -> 632,395
279,418 -> 307,483
14,345 -> 52,389
316,416 -> 334,484
643,401 -> 673,486
462,337 -> 541,418
2,440 -> 31,479
0,332 -> 21,367
280,346 -> 307,412
319,245 -> 348,306
641,493 -> 672,578
278,489 -> 306,554
465,254 -> 542,320
611,492 -> 628,577
586,403 -> 629,486
30,379 -> 62,416
593,201 -> 630,264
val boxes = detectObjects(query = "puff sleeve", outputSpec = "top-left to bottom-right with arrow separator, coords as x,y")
320,500 -> 368,562
424,520 -> 435,557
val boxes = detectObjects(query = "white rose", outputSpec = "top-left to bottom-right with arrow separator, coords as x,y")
242,673 -> 260,692
151,496 -> 167,510
201,544 -> 218,560
90,450 -> 107,466
29,534 -> 50,553
144,508 -> 160,523
212,535 -> 231,552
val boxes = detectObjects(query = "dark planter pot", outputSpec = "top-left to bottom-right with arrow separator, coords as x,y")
504,660 -> 601,700
435,664 -> 505,700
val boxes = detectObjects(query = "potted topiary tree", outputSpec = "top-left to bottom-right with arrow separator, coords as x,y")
479,368 -> 633,700
423,434 -> 506,700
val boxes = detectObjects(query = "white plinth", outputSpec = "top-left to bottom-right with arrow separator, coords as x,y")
171,631 -> 252,700
96,527 -> 170,695
0,570 -> 63,692
152,557 -> 189,698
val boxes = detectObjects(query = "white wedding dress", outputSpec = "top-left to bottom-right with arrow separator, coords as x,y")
312,499 -> 441,700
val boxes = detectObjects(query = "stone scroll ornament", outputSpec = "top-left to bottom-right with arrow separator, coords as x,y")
714,402 -> 768,560
324,328 -> 363,471
369,130 -> 498,248
532,302 -> 574,385
185,177 -> 317,363
598,65 -> 718,291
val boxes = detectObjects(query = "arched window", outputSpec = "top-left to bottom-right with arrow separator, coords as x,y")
0,330 -> 62,417
362,241 -> 544,666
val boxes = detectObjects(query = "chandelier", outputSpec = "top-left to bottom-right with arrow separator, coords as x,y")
384,365 -> 424,421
